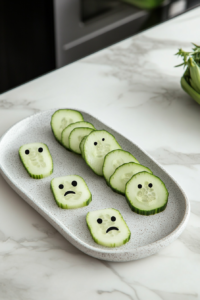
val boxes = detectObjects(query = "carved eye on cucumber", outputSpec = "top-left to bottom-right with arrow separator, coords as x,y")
19,143 -> 53,179
50,109 -> 169,217
136,181 -> 156,202
125,172 -> 168,215
86,208 -> 131,247
51,175 -> 92,209
83,130 -> 121,176
51,109 -> 84,143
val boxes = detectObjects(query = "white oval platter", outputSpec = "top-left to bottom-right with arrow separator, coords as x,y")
0,109 -> 190,262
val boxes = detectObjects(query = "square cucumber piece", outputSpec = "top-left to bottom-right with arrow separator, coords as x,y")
86,208 -> 131,247
51,175 -> 92,209
19,143 -> 53,179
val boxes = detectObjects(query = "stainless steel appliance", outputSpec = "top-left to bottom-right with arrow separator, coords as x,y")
54,0 -> 149,68
53,0 -> 200,68
1,0 -> 199,94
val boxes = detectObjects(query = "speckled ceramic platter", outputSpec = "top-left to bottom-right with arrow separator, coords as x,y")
0,109 -> 190,262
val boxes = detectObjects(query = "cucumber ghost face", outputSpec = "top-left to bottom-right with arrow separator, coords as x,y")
93,138 -> 111,158
19,143 -> 53,179
51,175 -> 92,209
86,208 -> 131,247
137,181 -> 156,203
84,130 -> 121,176
125,172 -> 169,216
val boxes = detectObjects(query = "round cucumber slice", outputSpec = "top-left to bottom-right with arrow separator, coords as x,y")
69,127 -> 94,154
103,149 -> 139,185
51,109 -> 84,143
86,208 -> 131,247
79,136 -> 87,160
61,121 -> 95,149
19,143 -> 53,179
83,130 -> 121,176
110,162 -> 152,195
51,175 -> 92,209
125,172 -> 168,215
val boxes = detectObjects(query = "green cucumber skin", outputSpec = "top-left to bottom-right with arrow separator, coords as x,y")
50,180 -> 92,209
110,185 -> 125,196
83,131 -> 101,176
87,232 -> 131,248
84,130 -> 121,177
19,144 -> 53,179
103,150 -> 139,186
86,223 -> 131,247
79,136 -> 87,160
86,208 -> 131,247
50,109 -> 84,144
109,163 -> 153,195
125,172 -> 169,216
125,196 -> 168,216
85,163 -> 102,177
61,121 -> 95,151
69,127 -> 94,154
50,126 -> 63,145
52,130 -> 73,152
51,124 -> 72,151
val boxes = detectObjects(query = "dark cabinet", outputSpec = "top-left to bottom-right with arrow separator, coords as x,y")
0,0 -> 55,94
0,0 -> 199,94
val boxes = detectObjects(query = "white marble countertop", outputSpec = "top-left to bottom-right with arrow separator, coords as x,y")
1,7 -> 200,299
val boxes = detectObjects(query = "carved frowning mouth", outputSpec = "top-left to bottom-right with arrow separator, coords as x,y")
64,191 -> 76,196
106,227 -> 119,233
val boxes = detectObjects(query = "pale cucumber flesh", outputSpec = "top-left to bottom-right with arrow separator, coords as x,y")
125,172 -> 168,215
51,175 -> 92,209
61,121 -> 95,149
51,109 -> 84,143
83,130 -> 121,176
103,149 -> 139,184
110,162 -> 152,195
86,208 -> 131,247
69,127 -> 94,154
80,136 -> 87,160
19,143 -> 53,179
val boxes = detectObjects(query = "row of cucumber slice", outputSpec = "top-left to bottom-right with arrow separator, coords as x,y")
18,109 -> 169,248
51,109 -> 169,216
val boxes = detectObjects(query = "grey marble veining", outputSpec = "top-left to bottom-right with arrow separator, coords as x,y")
83,35 -> 189,105
0,6 -> 200,300
148,148 -> 200,166
0,99 -> 40,112
179,226 -> 200,254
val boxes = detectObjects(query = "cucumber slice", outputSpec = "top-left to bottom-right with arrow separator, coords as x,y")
61,121 -> 95,149
51,175 -> 92,209
103,149 -> 139,185
110,162 -> 152,195
125,172 -> 168,215
83,130 -> 121,176
19,143 -> 53,179
51,109 -> 84,143
69,127 -> 94,154
79,136 -> 87,160
86,208 -> 131,247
